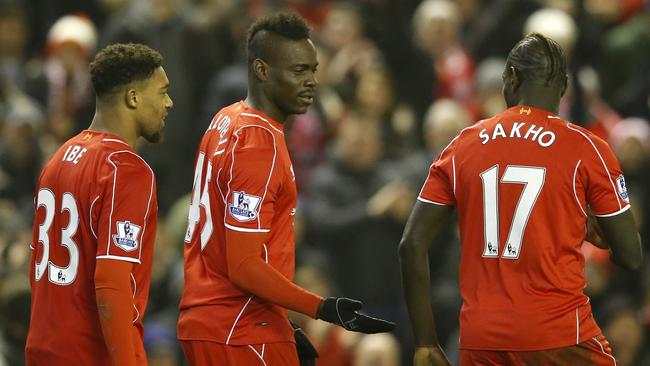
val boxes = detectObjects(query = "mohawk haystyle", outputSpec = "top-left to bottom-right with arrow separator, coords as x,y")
90,43 -> 162,97
506,32 -> 567,86
246,12 -> 311,65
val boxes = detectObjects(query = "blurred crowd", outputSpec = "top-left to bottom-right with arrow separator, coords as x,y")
0,0 -> 649,365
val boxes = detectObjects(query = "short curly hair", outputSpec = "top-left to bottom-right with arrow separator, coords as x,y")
90,43 -> 163,97
246,12 -> 311,65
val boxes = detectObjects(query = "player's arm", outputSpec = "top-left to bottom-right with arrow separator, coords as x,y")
226,229 -> 322,317
398,200 -> 454,362
95,260 -> 137,366
94,151 -> 155,365
595,210 -> 642,270
579,134 -> 643,270
226,229 -> 394,333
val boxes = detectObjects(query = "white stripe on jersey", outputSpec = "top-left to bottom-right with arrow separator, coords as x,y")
572,160 -> 587,217
105,150 -> 154,261
565,123 -> 622,210
241,112 -> 283,134
96,254 -> 141,264
417,197 -> 452,206
224,125 -> 277,232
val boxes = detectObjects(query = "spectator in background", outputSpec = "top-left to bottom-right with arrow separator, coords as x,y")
353,65 -> 417,160
41,15 -> 97,149
306,113 -> 408,337
412,0 -> 476,117
475,58 -> 507,120
319,2 -> 382,100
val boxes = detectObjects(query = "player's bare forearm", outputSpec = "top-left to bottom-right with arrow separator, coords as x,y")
398,201 -> 454,346
400,236 -> 439,345
596,209 -> 643,270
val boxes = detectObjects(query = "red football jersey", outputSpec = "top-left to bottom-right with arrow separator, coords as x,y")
178,102 -> 297,345
419,106 -> 630,351
26,131 -> 157,365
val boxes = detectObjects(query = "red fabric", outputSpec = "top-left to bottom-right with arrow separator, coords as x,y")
225,229 -> 322,317
419,106 -> 629,350
26,131 -> 156,365
181,340 -> 299,366
179,102 -> 313,345
95,260 -> 138,366
460,334 -> 616,365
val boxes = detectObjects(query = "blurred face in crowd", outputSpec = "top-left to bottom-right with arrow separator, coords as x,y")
322,5 -> 362,50
335,118 -> 382,171
424,99 -> 469,152
0,11 -> 28,59
414,0 -> 460,56
262,36 -> 319,118
356,68 -> 394,116
134,66 -> 173,143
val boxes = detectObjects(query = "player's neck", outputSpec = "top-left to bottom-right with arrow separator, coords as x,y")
244,93 -> 287,124
88,104 -> 138,148
517,90 -> 561,115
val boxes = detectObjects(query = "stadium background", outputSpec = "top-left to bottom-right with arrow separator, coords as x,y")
0,0 -> 648,365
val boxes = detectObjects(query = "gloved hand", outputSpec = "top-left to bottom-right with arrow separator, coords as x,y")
290,321 -> 318,366
316,297 -> 395,334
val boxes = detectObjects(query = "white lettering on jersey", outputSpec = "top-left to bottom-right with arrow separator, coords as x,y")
479,122 -> 556,148
62,145 -> 88,164
208,114 -> 232,156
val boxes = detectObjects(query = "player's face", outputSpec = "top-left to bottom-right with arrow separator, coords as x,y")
265,38 -> 319,117
137,66 -> 173,143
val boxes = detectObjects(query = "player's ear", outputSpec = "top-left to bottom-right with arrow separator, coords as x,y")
252,58 -> 269,81
124,88 -> 138,109
508,66 -> 522,91
560,73 -> 568,97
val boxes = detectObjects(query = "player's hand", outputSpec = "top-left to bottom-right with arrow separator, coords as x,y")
316,297 -> 395,334
290,321 -> 318,366
413,345 -> 451,366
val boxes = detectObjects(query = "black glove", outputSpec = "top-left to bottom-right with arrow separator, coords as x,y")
290,321 -> 318,366
316,297 -> 395,334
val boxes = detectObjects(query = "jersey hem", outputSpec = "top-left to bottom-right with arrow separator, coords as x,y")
459,328 -> 601,351
593,204 -> 631,218
224,223 -> 271,233
96,255 -> 141,264
417,196 -> 454,206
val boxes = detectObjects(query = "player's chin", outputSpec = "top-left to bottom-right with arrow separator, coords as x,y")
143,130 -> 163,144
291,103 -> 311,115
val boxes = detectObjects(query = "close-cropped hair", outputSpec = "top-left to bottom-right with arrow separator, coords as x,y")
246,12 -> 311,65
506,32 -> 567,86
90,43 -> 163,97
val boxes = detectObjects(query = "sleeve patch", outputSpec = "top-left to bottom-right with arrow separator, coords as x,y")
616,175 -> 629,202
228,191 -> 261,222
112,221 -> 141,252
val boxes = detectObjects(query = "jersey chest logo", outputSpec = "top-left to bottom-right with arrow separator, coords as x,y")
229,191 -> 261,222
112,221 -> 141,252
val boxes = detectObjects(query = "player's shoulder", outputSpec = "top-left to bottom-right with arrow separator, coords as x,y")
453,117 -> 492,146
103,147 -> 153,180
561,121 -> 611,151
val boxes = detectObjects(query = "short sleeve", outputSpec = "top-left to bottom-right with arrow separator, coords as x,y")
96,151 -> 157,263
418,138 -> 457,206
224,126 -> 278,232
579,134 -> 630,217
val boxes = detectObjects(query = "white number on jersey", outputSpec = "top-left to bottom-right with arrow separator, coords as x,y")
185,152 -> 214,250
35,189 -> 80,285
480,165 -> 546,259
